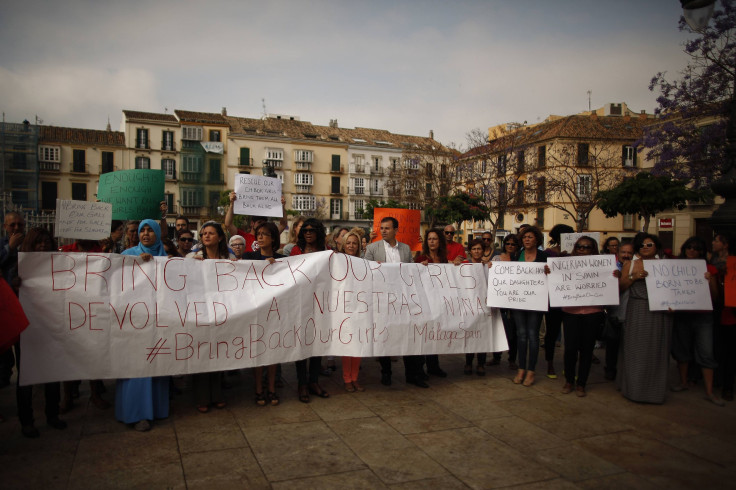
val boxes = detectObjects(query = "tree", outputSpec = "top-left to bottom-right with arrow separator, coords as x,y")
362,198 -> 407,220
426,192 -> 489,229
596,172 -> 708,232
641,0 -> 735,184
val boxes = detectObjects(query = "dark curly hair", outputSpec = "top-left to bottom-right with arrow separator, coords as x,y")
255,221 -> 281,251
572,235 -> 599,256
519,225 -> 544,249
679,236 -> 707,259
422,228 -> 447,263
296,218 -> 326,252
632,232 -> 661,255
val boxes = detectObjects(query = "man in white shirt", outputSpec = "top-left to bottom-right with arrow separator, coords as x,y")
364,217 -> 428,388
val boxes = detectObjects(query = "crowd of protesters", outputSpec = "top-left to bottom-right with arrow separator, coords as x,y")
1,202 -> 734,437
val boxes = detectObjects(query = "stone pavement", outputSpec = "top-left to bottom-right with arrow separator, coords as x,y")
1,350 -> 736,489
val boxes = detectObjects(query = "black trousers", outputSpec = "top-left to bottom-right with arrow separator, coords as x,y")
15,342 -> 60,426
295,356 -> 322,386
562,312 -> 604,388
545,308 -> 563,363
379,355 -> 424,380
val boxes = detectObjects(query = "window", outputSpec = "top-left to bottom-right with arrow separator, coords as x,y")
292,195 -> 316,211
405,180 -> 418,191
162,158 -> 176,179
577,143 -> 589,166
517,150 -> 525,174
497,155 -> 507,176
181,187 -> 204,206
330,199 -> 342,219
372,156 -> 381,171
136,128 -> 149,149
331,176 -> 341,194
41,181 -> 57,210
294,173 -> 314,186
499,182 -> 507,202
162,131 -> 175,151
266,148 -> 284,161
71,182 -> 86,201
72,149 -> 86,172
182,155 -> 203,173
165,193 -> 174,214
577,175 -> 592,200
101,151 -> 114,174
390,158 -> 398,172
135,156 -> 150,169
38,146 -> 60,162
440,164 -> 448,179
426,183 -> 432,199
405,158 -> 418,170
332,154 -> 341,172
354,199 -> 365,219
622,145 -> 636,167
295,150 -> 313,162
353,177 -> 365,194
497,213 -> 504,229
209,130 -> 221,142
535,208 -> 544,228
537,145 -> 546,168
182,126 -> 203,141
623,213 -> 634,230
537,177 -> 546,202
515,180 -> 525,205
208,159 -> 222,183
239,147 -> 251,166
373,179 -> 380,192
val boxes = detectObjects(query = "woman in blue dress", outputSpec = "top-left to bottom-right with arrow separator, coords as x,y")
117,219 -> 170,431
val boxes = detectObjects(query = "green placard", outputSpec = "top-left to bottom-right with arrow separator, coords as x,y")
97,169 -> 165,220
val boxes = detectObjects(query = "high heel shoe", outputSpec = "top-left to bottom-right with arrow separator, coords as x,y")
513,369 -> 526,384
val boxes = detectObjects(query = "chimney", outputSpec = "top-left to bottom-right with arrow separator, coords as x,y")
329,119 -> 338,128
590,112 -> 597,119
429,129 -> 434,139
639,110 -> 647,119
221,107 -> 227,116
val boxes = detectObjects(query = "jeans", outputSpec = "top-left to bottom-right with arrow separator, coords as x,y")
562,312 -> 604,388
512,310 -> 543,371
672,312 -> 717,369
544,308 -> 563,362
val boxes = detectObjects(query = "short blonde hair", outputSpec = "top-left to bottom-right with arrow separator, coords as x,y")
342,230 -> 363,257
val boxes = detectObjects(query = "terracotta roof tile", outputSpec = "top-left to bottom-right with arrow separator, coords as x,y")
40,126 -> 125,146
122,110 -> 178,123
175,110 -> 228,125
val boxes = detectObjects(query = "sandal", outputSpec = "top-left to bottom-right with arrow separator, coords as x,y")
463,365 -> 473,375
308,383 -> 330,398
214,401 -> 227,409
513,370 -> 525,384
352,382 -> 365,392
298,385 -> 310,404
268,392 -> 279,406
345,383 -> 356,393
255,392 -> 266,406
197,405 -> 210,414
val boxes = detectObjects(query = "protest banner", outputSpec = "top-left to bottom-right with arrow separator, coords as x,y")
547,255 -> 619,307
18,252 -> 506,385
233,174 -> 283,218
560,232 -> 602,254
97,169 -> 165,220
643,259 -> 712,311
54,199 -> 112,240
372,208 -> 422,252
727,256 -> 736,308
486,262 -> 548,311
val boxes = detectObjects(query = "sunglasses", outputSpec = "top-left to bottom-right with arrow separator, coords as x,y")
444,231 -> 455,236
640,242 -> 655,249
575,244 -> 594,251
482,238 -> 492,241
685,245 -> 702,251
303,228 -> 317,233
179,237 -> 193,242
505,242 -> 517,247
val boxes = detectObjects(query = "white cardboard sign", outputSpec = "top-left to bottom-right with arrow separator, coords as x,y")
560,232 -> 602,254
486,262 -> 548,311
233,175 -> 283,217
54,199 -> 112,240
547,255 -> 619,307
643,259 -> 712,311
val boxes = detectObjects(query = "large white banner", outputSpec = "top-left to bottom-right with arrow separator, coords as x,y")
643,259 -> 712,311
18,252 -> 506,385
547,255 -> 619,307
486,262 -> 548,311
234,174 -> 283,217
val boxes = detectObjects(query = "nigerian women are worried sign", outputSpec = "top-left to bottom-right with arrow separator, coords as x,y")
18,251 -> 507,385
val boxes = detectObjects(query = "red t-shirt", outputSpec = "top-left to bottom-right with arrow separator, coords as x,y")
289,245 -> 303,256
60,242 -> 103,253
446,241 -> 466,261
235,229 -> 258,252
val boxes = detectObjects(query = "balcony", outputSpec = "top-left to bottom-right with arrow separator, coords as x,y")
165,170 -> 177,181
264,160 -> 283,169
161,141 -> 176,152
295,184 -> 312,193
330,186 -> 345,196
351,187 -> 365,195
101,165 -> 120,175
330,165 -> 344,173
238,157 -> 253,167
39,161 -> 60,172
369,188 -> 384,197
295,161 -> 312,171
135,141 -> 150,150
71,163 -> 88,174
181,171 -> 202,183
370,167 -> 384,175
181,205 -> 204,216
207,173 -> 224,184
330,211 -> 344,221
352,164 -> 366,174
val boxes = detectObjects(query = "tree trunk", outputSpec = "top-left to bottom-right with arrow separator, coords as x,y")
642,215 -> 650,233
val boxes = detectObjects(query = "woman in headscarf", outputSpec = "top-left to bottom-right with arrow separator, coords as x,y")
117,219 -> 170,431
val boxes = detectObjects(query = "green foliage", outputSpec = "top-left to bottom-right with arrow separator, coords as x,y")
426,192 -> 489,228
219,189 -> 246,229
363,199 -> 408,220
596,172 -> 710,231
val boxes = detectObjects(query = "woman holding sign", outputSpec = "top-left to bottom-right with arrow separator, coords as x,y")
512,226 -> 548,387
186,221 -> 234,413
289,218 -> 330,402
118,220 -> 170,430
618,233 -> 672,404
560,237 -> 607,397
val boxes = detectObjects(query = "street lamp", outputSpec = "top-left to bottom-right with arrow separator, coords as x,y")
679,1 -> 736,237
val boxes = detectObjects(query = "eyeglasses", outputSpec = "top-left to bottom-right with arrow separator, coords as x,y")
230,242 -> 245,247
444,231 -> 455,236
575,244 -> 594,251
640,242 -> 655,249
179,237 -> 193,242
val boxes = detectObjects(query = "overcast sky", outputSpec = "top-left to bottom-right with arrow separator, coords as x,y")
0,0 -> 694,148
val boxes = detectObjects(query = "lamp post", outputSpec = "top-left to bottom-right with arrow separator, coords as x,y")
680,0 -> 736,237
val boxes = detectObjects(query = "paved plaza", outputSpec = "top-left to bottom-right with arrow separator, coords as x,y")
1,349 -> 735,489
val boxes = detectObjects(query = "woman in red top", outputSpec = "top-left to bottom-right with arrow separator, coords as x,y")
415,228 -> 447,378
671,236 -> 722,405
